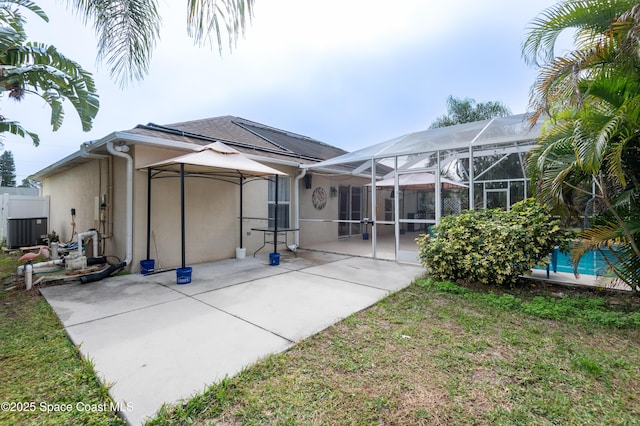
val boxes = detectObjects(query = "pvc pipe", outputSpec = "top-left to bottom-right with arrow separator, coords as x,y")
51,242 -> 59,260
77,230 -> 99,258
106,141 -> 133,266
17,259 -> 64,276
25,263 -> 32,290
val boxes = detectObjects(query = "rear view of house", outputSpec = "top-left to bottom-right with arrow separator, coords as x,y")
32,116 -> 351,271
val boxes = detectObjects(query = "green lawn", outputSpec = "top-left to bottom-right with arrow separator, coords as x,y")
150,279 -> 640,425
1,250 -> 639,425
0,255 -> 125,426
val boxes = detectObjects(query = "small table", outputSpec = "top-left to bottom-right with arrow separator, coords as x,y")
251,227 -> 299,257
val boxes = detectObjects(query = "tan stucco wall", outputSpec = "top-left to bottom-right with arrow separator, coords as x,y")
298,172 -> 371,246
41,158 -> 110,250
42,143 -> 368,272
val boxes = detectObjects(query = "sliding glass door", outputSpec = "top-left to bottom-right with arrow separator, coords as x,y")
338,185 -> 362,237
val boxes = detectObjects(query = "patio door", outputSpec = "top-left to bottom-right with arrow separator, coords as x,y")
338,185 -> 362,237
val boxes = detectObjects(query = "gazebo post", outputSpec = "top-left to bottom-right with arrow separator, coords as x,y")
180,163 -> 186,269
273,174 -> 278,254
146,168 -> 151,260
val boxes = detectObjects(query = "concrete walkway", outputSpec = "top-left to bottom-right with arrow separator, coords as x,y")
40,250 -> 424,425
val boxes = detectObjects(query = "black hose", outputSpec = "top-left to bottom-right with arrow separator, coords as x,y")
87,256 -> 107,266
79,262 -> 127,285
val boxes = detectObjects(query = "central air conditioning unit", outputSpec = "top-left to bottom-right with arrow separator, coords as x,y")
7,217 -> 48,248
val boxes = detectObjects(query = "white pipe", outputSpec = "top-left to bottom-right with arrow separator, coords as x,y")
77,230 -> 99,258
293,167 -> 307,247
51,242 -> 59,260
17,259 -> 64,276
106,141 -> 133,266
25,263 -> 32,290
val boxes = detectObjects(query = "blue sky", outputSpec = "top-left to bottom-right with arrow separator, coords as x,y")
2,0 -> 564,181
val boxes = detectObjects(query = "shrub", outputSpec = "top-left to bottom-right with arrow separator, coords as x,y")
416,198 -> 574,286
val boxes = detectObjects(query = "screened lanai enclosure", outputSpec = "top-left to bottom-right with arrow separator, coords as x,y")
301,114 -> 543,263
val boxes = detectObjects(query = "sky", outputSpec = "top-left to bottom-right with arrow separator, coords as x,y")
2,0 -> 566,182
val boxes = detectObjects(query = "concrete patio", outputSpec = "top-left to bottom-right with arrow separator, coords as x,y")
40,250 -> 424,425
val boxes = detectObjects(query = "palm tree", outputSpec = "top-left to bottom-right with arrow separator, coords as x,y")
0,0 -> 99,145
429,96 -> 511,129
523,0 -> 640,291
65,0 -> 255,86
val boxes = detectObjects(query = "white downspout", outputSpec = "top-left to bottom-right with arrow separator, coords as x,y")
106,141 -> 133,266
294,167 -> 307,247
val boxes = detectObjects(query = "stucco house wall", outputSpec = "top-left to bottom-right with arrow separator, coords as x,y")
34,116 -> 342,271
298,173 -> 371,245
42,158 -> 109,245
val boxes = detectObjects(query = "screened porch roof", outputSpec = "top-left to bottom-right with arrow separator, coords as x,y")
307,113 -> 543,171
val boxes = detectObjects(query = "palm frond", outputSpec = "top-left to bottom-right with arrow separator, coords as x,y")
0,0 -> 48,21
0,120 -> 39,145
0,42 -> 99,131
187,0 -> 255,53
66,0 -> 161,86
65,0 -> 255,86
522,0 -> 637,67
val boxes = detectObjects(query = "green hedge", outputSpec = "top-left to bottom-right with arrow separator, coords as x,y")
416,199 -> 574,286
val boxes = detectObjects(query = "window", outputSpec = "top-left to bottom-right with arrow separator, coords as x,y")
268,176 -> 290,228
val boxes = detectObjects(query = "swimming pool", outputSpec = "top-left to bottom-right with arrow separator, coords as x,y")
539,247 -> 614,276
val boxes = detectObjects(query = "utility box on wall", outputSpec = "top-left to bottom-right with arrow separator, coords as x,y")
7,217 -> 48,248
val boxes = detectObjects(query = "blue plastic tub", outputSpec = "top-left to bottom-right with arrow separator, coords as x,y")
140,259 -> 155,274
176,267 -> 192,284
269,253 -> 280,266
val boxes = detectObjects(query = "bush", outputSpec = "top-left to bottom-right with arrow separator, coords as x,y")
416,198 -> 574,286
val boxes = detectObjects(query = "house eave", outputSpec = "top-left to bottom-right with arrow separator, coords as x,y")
30,132 -> 203,180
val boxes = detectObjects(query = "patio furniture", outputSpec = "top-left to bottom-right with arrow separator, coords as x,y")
252,227 -> 299,257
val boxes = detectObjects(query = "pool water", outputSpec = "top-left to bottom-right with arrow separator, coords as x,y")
538,248 -> 614,276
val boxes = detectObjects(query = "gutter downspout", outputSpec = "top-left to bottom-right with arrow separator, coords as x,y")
294,167 -> 307,247
106,141 -> 133,267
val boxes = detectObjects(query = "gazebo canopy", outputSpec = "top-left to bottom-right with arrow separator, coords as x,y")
143,141 -> 285,178
139,142 -> 286,273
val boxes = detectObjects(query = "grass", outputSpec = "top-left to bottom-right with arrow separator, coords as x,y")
2,247 -> 639,425
150,278 -> 640,425
0,253 -> 125,426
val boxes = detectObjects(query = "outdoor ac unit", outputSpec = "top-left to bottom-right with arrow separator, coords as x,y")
7,217 -> 48,249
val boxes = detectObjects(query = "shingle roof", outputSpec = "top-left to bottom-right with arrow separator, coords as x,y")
126,115 -> 347,164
